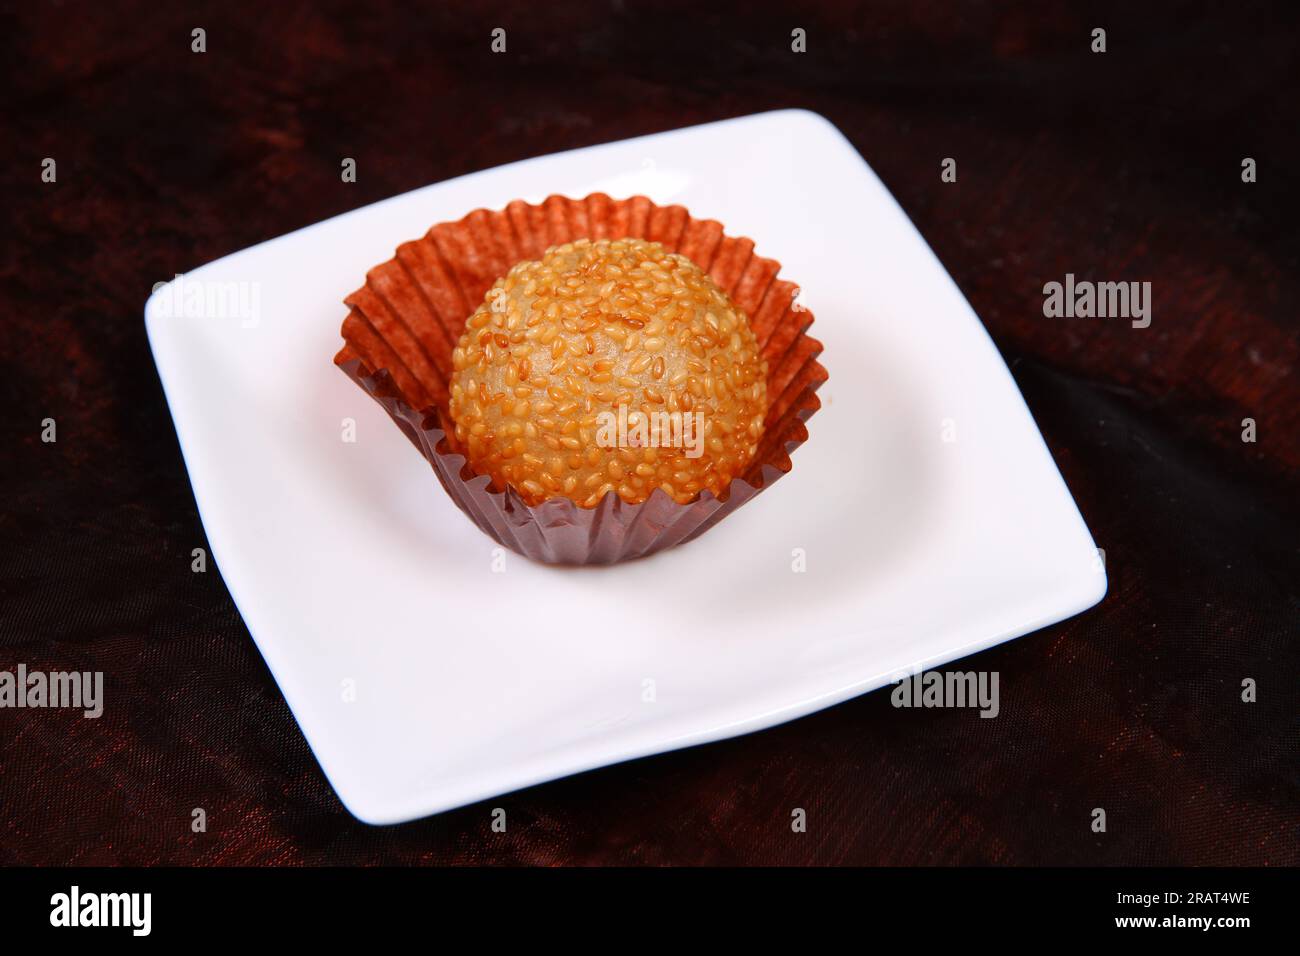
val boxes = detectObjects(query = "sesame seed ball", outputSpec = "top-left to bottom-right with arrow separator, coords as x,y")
448,237 -> 768,507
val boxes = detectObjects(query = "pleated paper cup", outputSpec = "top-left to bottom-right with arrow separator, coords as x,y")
335,193 -> 827,565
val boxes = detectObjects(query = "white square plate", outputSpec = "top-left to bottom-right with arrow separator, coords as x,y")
146,110 -> 1105,824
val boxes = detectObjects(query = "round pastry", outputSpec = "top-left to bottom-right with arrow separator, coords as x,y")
447,238 -> 768,507
337,193 -> 827,566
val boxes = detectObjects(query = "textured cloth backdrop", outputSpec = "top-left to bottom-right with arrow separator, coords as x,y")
1,1 -> 1296,864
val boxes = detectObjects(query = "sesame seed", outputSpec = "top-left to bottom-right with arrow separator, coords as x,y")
447,238 -> 768,506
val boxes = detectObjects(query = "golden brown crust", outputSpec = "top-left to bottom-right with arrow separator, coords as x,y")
447,238 -> 767,506
336,193 -> 827,564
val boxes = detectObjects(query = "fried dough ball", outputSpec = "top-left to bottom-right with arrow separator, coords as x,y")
448,238 -> 767,506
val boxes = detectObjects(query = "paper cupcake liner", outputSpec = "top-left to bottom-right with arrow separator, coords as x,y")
335,193 -> 827,565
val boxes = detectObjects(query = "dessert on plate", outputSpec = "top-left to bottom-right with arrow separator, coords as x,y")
335,193 -> 826,565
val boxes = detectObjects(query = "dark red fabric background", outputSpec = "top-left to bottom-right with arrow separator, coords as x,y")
1,1 -> 1296,865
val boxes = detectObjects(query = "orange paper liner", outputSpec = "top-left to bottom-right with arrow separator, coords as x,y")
335,193 -> 827,565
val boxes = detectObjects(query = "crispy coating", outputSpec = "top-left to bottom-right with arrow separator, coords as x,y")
448,238 -> 768,506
